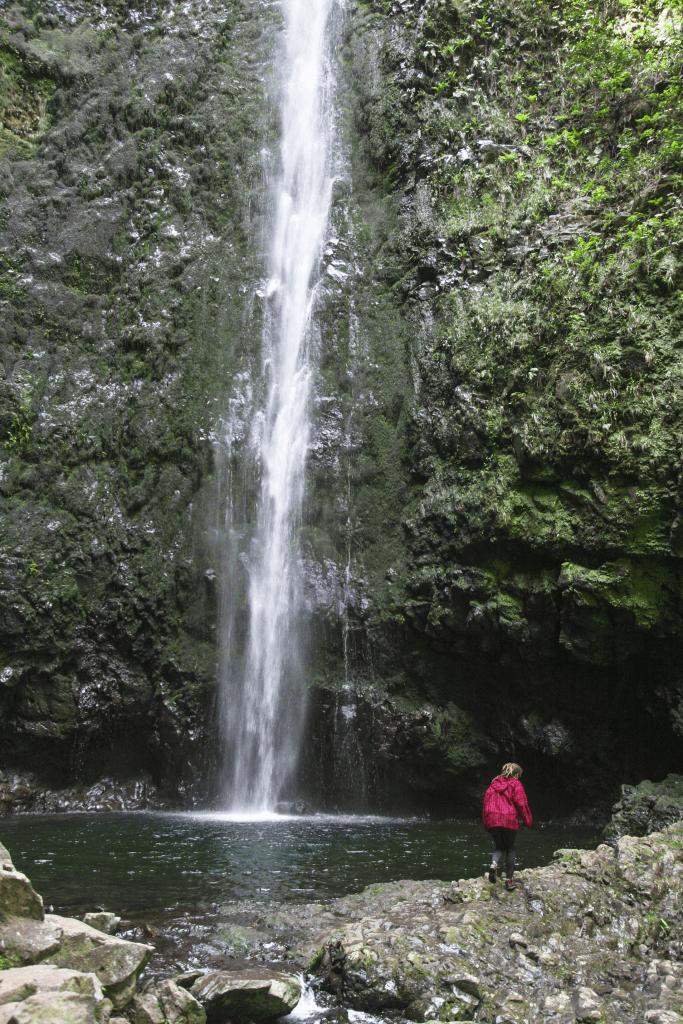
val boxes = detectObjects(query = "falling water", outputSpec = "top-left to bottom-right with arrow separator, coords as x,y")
222,0 -> 336,810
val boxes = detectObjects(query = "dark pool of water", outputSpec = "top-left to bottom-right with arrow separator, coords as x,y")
0,812 -> 601,917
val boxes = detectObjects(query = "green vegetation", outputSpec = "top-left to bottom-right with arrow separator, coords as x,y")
422,0 -> 683,487
335,0 -> 683,670
294,0 -> 683,801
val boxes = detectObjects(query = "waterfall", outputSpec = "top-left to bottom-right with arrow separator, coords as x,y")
221,0 -> 336,811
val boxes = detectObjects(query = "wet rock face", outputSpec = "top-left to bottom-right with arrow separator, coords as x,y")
0,770 -> 166,814
301,686 -> 487,814
298,0 -> 683,811
606,775 -> 683,841
0,0 -> 273,800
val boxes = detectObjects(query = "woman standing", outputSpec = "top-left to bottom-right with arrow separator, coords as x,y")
482,762 -> 532,891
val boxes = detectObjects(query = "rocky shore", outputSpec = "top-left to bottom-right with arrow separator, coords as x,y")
0,838 -> 300,1023
4,818 -> 683,1023
0,772 -> 170,816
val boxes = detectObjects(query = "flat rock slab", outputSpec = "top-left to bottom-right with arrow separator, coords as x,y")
0,990 -> 99,1024
0,964 -> 109,1024
191,968 -> 300,1023
43,914 -> 153,1008
0,916 -> 63,966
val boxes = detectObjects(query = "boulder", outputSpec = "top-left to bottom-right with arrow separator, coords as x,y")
191,968 -> 300,1023
544,992 -> 571,1014
131,990 -> 165,1024
571,987 -> 603,1022
0,964 -> 111,1024
404,996 -> 444,1021
446,972 -> 480,999
131,982 -> 205,1024
0,847 -> 44,923
0,963 -> 102,1003
605,775 -> 683,840
157,980 -> 206,1024
43,914 -> 153,1009
0,916 -> 63,966
83,913 -> 120,936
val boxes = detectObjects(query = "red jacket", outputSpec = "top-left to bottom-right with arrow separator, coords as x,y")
482,776 -> 532,830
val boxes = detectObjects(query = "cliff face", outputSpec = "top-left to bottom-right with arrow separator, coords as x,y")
300,0 -> 683,813
0,0 -> 275,801
1,0 -> 683,814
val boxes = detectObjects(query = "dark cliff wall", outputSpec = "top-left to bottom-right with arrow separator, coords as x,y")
0,0 -> 275,802
1,0 -> 683,815
299,0 -> 683,815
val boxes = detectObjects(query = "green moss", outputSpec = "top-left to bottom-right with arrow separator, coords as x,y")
0,948 -> 23,969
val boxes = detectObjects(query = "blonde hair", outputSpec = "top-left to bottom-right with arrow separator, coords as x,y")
501,762 -> 522,779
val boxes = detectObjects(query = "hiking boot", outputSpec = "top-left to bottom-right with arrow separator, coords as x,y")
505,879 -> 516,892
487,863 -> 498,885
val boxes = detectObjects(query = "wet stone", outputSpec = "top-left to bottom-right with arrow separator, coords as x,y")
0,916 -> 63,966
572,987 -> 603,1022
191,967 -> 301,1023
157,979 -> 206,1024
43,914 -> 153,1009
0,858 -> 44,924
174,972 -> 204,991
83,913 -> 120,936
132,989 -> 165,1024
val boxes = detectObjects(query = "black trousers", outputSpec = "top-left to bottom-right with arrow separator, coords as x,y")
487,826 -> 517,879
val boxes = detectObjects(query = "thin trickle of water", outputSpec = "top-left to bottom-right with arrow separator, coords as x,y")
222,0 -> 337,810
288,976 -> 387,1024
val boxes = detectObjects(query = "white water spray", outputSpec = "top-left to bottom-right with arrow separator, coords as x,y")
224,0 -> 336,810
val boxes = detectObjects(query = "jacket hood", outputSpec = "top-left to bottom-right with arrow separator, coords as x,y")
490,776 -> 517,793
